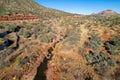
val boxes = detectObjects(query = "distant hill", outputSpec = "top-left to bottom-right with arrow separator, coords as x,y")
92,10 -> 119,16
0,0 -> 71,18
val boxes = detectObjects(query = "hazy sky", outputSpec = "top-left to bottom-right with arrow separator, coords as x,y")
35,0 -> 120,14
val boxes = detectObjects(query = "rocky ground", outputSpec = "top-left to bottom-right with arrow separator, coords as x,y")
0,15 -> 120,80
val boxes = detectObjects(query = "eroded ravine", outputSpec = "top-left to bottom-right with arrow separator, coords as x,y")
34,36 -> 65,80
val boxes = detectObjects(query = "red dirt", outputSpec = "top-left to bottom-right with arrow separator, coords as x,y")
101,33 -> 111,41
0,15 -> 38,21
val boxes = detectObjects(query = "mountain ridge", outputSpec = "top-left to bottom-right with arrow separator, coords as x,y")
91,9 -> 119,16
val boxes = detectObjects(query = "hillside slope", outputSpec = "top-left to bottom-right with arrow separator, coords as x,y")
0,0 -> 71,18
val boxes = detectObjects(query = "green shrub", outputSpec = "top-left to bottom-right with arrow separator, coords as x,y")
23,31 -> 30,38
65,28 -> 77,37
0,26 -> 4,29
16,56 -> 29,66
37,34 -> 49,43
47,32 -> 55,42
85,52 -> 117,67
64,28 -> 80,45
107,58 -> 116,66
39,26 -> 52,33
67,35 -> 80,45
37,30 -> 55,43
18,28 -> 24,35
5,25 -> 16,32
0,5 -> 5,15
16,57 -> 23,66
104,35 -> 120,55
85,34 -> 101,51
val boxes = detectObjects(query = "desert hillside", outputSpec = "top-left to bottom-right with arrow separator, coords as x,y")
0,0 -> 120,80
0,0 -> 71,18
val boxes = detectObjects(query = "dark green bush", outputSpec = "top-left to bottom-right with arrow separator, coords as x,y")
107,58 -> 116,66
0,26 -> 4,29
85,34 -> 101,51
85,52 -> 116,67
104,35 -> 120,55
